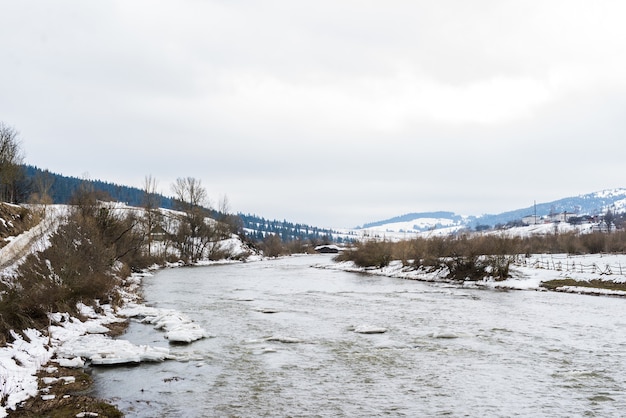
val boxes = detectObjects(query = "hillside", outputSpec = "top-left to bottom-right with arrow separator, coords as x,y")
18,166 -> 626,240
0,203 -> 37,249
475,188 -> 626,228
23,165 -> 175,209
360,211 -> 465,230
21,165 -> 341,243
356,188 -> 626,235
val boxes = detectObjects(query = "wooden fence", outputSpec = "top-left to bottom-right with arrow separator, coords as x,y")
514,255 -> 625,275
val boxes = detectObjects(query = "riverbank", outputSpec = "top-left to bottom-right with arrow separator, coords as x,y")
11,316 -> 132,417
8,351 -> 125,418
1,279 -> 137,416
1,265 -> 214,417
316,253 -> 626,297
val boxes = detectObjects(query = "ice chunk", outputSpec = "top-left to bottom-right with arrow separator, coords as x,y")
55,357 -> 85,368
265,336 -> 302,344
166,325 -> 208,344
354,325 -> 388,334
120,303 -> 209,344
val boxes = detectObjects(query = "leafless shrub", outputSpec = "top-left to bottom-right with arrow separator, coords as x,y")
0,194 -> 146,338
334,239 -> 393,268
578,233 -> 606,254
260,234 -> 286,258
337,229 -> 626,281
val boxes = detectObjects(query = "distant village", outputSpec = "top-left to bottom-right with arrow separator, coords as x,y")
521,211 -> 620,232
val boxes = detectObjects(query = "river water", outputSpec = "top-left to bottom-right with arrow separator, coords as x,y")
90,255 -> 626,417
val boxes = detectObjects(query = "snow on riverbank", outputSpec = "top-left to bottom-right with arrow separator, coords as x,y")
0,329 -> 52,416
0,271 -> 210,417
316,253 -> 626,296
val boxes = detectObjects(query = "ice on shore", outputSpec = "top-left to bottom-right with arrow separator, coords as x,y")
0,300 -> 209,416
119,303 -> 210,343
165,324 -> 208,344
56,334 -> 172,366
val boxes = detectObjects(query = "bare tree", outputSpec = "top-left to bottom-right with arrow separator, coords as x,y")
143,175 -> 159,207
142,174 -> 162,257
171,177 -> 214,263
29,170 -> 55,206
604,209 -> 615,233
171,177 -> 208,212
216,195 -> 244,238
0,122 -> 25,203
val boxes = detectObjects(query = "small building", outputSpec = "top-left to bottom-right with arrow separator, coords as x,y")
149,225 -> 167,241
522,215 -> 541,226
315,245 -> 340,254
549,212 -> 577,223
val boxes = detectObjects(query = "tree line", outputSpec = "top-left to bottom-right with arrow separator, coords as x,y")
23,165 -> 176,209
0,122 -> 341,247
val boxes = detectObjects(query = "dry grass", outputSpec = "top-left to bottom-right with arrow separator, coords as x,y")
541,278 -> 626,292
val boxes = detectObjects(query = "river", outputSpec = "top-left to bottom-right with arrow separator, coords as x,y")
90,254 -> 626,417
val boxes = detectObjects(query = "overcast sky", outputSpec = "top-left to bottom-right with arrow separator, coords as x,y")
2,1 -> 625,228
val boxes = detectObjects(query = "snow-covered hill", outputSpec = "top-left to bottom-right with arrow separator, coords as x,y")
353,188 -> 626,237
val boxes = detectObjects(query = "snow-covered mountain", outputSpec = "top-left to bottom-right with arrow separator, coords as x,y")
356,188 -> 626,235
359,211 -> 468,234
